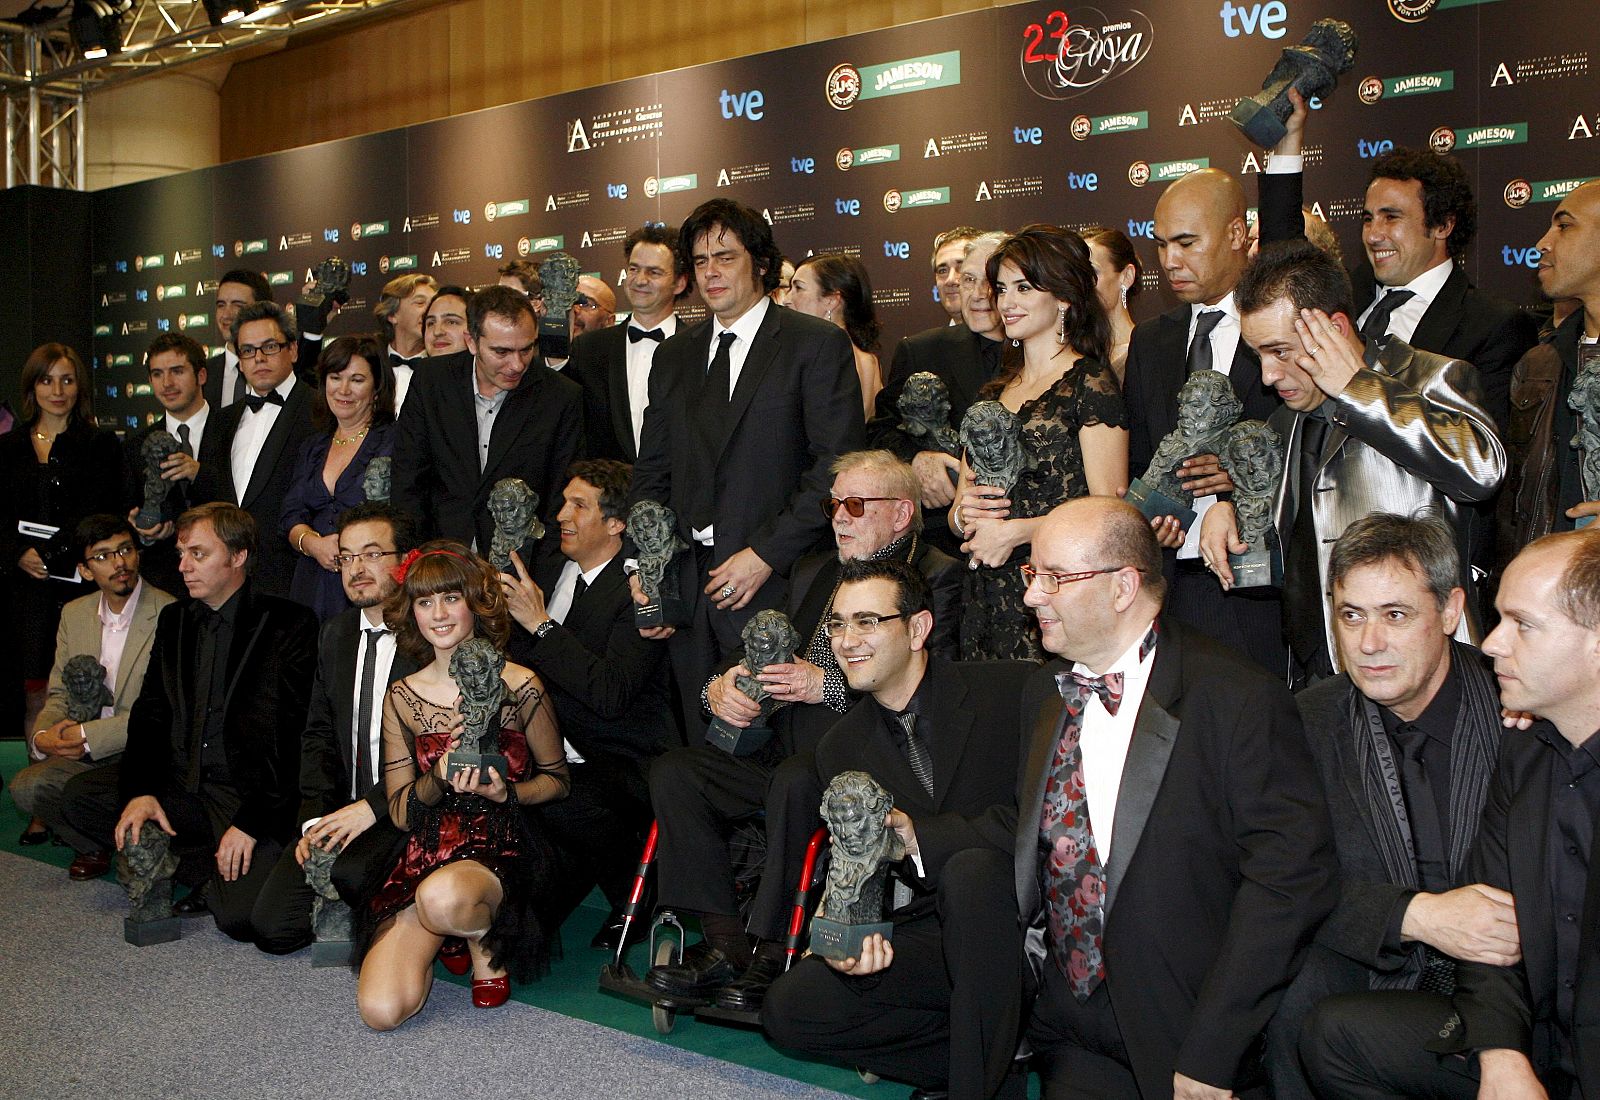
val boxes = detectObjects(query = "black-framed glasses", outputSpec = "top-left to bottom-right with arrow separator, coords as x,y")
822,611 -> 911,638
86,544 -> 137,564
237,339 -> 288,360
1019,563 -> 1129,594
822,495 -> 900,520
574,293 -> 600,309
336,549 -> 400,568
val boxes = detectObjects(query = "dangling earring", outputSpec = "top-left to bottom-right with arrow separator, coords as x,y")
825,307 -> 834,322
1119,285 -> 1129,309
1056,304 -> 1068,345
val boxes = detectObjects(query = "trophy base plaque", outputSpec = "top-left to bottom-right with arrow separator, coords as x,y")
445,752 -> 510,784
705,718 -> 775,757
808,918 -> 893,963
634,596 -> 688,629
1227,546 -> 1284,589
312,939 -> 353,968
1230,96 -> 1288,148
1125,478 -> 1197,531
124,916 -> 182,946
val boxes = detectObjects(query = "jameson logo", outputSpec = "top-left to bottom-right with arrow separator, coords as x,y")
351,221 -> 390,240
178,313 -> 208,330
1020,6 -> 1155,101
268,271 -> 294,286
1434,122 -> 1528,151
836,145 -> 901,170
378,255 -> 419,273
1535,176 -> 1598,202
644,174 -> 698,198
112,353 -> 133,367
1073,111 -> 1149,138
484,199 -> 530,222
519,236 -> 564,256
1390,71 -> 1453,96
93,324 -> 111,337
155,284 -> 187,299
859,52 -> 961,100
235,239 -> 268,256
885,187 -> 950,211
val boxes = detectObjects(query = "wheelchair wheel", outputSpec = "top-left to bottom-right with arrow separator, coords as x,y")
651,938 -> 678,1035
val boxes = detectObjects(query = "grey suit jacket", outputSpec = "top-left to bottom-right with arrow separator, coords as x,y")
34,581 -> 176,761
1269,336 -> 1504,662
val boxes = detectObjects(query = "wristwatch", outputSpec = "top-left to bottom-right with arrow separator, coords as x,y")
533,619 -> 558,640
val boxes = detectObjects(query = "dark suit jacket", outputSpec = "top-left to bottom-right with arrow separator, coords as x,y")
631,302 -> 865,591
123,421 -> 200,597
566,322 -> 645,462
867,323 -> 1000,461
917,617 -> 1339,1096
1430,721 -> 1600,1094
202,337 -> 323,413
391,350 -> 583,550
298,607 -> 421,825
120,584 -> 318,845
508,548 -> 674,763
0,420 -> 125,576
192,379 -> 317,599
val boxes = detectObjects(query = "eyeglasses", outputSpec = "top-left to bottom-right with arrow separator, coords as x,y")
822,495 -> 901,520
822,611 -> 910,638
1019,564 -> 1131,594
573,294 -> 600,309
237,339 -> 288,360
86,544 -> 137,564
336,549 -> 400,568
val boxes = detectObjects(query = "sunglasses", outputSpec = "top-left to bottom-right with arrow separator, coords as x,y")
822,495 -> 900,520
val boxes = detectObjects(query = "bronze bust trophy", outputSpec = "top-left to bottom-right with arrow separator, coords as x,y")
1230,18 -> 1358,148
118,821 -> 182,945
959,400 -> 1025,498
705,609 -> 801,756
487,477 -> 545,575
303,841 -> 353,966
627,499 -> 690,627
899,371 -> 962,465
1125,369 -> 1243,530
809,772 -> 906,961
1569,344 -> 1600,530
135,431 -> 182,529
362,455 -> 392,503
444,637 -> 510,784
1219,419 -> 1285,587
62,654 -> 114,723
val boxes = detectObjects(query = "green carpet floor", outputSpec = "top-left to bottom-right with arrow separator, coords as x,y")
0,740 -> 886,1099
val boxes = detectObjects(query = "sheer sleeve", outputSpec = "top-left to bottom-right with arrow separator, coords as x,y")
1073,356 -> 1129,431
381,683 -> 447,829
505,669 -> 570,806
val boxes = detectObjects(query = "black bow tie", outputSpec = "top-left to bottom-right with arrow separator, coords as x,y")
628,327 -> 665,344
242,390 -> 285,412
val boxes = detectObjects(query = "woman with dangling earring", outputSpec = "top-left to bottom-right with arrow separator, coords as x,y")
1083,225 -> 1143,384
949,225 -> 1129,661
787,254 -> 883,419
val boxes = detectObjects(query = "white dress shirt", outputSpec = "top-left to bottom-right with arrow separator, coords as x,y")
1179,295 -> 1242,559
217,347 -> 242,409
1072,620 -> 1159,863
349,608 -> 397,798
691,297 -> 771,545
230,374 -> 298,504
546,555 -> 611,626
387,344 -> 416,413
96,579 -> 143,720
1358,257 -> 1453,345
164,402 -> 210,457
626,314 -> 678,451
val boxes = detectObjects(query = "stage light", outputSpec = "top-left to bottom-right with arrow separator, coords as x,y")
70,0 -> 126,60
201,0 -> 254,25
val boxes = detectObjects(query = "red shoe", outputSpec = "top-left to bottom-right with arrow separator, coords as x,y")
437,938 -> 471,976
471,975 -> 510,1008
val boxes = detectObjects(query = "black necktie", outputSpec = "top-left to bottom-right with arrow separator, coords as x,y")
1283,415 -> 1330,667
705,331 -> 735,403
175,422 -> 192,457
689,333 -> 738,528
573,577 -> 589,603
1359,289 -> 1416,344
231,367 -> 247,406
242,390 -> 285,413
355,628 -> 384,799
896,712 -> 935,797
1186,309 -> 1225,375
628,326 -> 665,344
1392,724 -> 1450,893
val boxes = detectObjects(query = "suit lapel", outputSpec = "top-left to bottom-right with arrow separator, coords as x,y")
1153,308 -> 1189,441
1101,632 -> 1182,916
928,663 -> 975,809
565,556 -> 624,634
241,384 -> 305,507
484,372 -> 542,479
716,306 -> 782,460
1409,265 -> 1466,354
605,326 -> 636,460
1015,680 -> 1066,916
220,592 -> 272,714
113,590 -> 164,701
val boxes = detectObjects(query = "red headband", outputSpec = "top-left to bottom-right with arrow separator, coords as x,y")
391,548 -> 471,585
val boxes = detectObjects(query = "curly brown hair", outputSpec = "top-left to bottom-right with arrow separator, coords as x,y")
383,540 -> 510,665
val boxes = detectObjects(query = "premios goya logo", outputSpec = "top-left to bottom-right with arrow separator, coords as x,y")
836,145 -> 901,171
1429,122 -> 1527,153
1020,6 -> 1155,101
1358,70 -> 1454,104
826,51 -> 961,110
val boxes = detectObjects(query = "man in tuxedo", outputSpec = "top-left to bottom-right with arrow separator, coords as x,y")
249,503 -> 421,954
373,273 -> 437,409
125,332 -> 210,595
193,301 -> 317,600
645,451 -> 961,1010
567,225 -> 689,462
391,285 -> 583,551
870,231 -> 1006,555
204,269 -> 271,412
1268,513 -> 1510,1100
1126,167 -> 1296,675
894,496 -> 1337,1099
1303,529 -> 1600,1099
931,225 -> 981,323
501,459 -> 673,948
761,560 -> 1033,1094
630,198 -> 865,735
1201,240 -> 1504,685
15,515 -> 175,881
63,503 -> 317,940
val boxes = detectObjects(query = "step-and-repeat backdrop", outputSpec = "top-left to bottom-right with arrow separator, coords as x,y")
90,0 -> 1596,431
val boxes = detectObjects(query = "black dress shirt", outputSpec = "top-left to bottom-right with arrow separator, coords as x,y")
1542,726 -> 1600,1073
188,588 -> 243,790
1380,661 -> 1462,892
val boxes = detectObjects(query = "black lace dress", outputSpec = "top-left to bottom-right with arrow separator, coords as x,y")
960,356 -> 1128,661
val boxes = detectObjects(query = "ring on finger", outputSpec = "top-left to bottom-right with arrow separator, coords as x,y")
719,584 -> 736,599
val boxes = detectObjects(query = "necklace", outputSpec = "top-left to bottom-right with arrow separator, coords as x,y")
332,424 -> 369,446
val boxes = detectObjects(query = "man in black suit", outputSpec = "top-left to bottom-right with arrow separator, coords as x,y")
898,497 -> 1337,1099
761,559 -> 1033,1094
931,225 -> 981,324
1303,528 -> 1600,1099
193,301 -> 317,600
646,450 -> 961,1009
391,285 -> 583,551
1126,167 -> 1294,676
372,272 -> 437,409
1268,513 -> 1510,1100
502,459 -> 674,948
567,225 -> 690,463
125,332 -> 211,596
630,198 -> 865,735
249,503 -> 421,953
63,503 -> 317,941
869,231 -> 1006,556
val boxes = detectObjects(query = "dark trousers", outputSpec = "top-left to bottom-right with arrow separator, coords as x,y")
249,820 -> 406,954
763,847 -> 1025,1100
60,766 -> 281,943
539,753 -> 654,920
1266,944 -> 1374,1100
1168,562 -> 1287,681
648,743 -> 820,942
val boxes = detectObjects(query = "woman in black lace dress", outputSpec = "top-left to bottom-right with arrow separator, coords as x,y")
951,225 -> 1130,661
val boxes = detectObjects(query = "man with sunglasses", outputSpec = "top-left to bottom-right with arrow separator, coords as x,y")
250,503 -> 422,954
871,496 -> 1336,1099
11,515 -> 175,881
646,450 -> 959,1010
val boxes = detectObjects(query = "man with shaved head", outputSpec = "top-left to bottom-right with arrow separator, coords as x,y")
1122,167 -> 1298,676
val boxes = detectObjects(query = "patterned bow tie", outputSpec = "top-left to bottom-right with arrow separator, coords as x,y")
1060,671 -> 1125,716
242,390 -> 285,412
628,326 -> 665,343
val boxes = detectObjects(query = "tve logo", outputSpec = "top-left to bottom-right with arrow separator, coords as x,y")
606,183 -> 629,199
1013,125 -> 1043,145
884,241 -> 911,258
485,243 -> 504,260
720,88 -> 765,120
452,208 -> 472,225
835,198 -> 862,216
1502,245 -> 1542,268
1126,219 -> 1155,239
1357,138 -> 1395,158
1219,0 -> 1288,37
1067,170 -> 1099,191
790,156 -> 816,174
323,228 -> 340,242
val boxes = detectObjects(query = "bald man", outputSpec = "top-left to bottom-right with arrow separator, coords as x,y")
572,274 -> 617,339
1123,168 -> 1298,677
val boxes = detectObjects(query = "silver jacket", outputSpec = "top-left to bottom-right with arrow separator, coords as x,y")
1269,337 -> 1506,665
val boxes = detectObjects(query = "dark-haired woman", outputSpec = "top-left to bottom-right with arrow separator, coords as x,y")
790,254 -> 883,418
0,345 -> 123,766
357,542 -> 567,1030
280,334 -> 397,619
1083,225 -> 1142,383
951,225 -> 1129,661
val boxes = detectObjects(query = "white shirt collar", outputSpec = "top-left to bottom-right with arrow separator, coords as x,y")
1382,257 -> 1454,306
628,313 -> 678,338
1072,617 -> 1159,681
99,579 -> 142,631
166,401 -> 209,435
711,295 -> 771,348
1191,291 -> 1240,326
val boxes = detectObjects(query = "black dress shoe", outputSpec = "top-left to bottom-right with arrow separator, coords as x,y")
713,952 -> 786,1011
18,826 -> 49,846
908,1090 -> 949,1100
172,892 -> 209,917
645,942 -> 741,998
